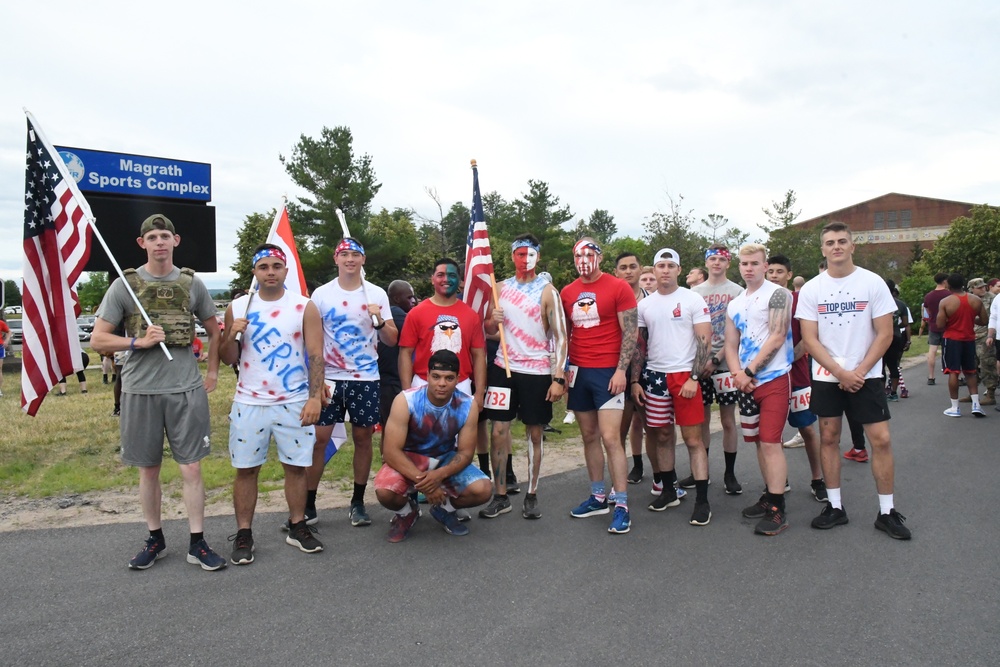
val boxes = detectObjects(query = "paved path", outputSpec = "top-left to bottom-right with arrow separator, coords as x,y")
2,363 -> 999,666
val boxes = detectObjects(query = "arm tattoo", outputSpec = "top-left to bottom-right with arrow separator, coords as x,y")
631,327 -> 648,380
618,307 -> 638,371
756,288 -> 791,370
693,330 -> 712,375
309,354 -> 325,399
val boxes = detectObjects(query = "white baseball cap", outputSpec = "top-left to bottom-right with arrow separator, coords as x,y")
653,248 -> 680,265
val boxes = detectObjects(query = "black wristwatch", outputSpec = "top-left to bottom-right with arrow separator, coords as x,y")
711,356 -> 721,366
553,377 -> 566,386
744,366 -> 756,379
689,372 -> 699,381
373,319 -> 386,330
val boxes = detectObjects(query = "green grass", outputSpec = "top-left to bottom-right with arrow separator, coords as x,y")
0,348 -> 583,499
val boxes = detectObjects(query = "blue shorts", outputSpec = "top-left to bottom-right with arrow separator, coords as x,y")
942,338 -> 976,374
787,385 -> 818,428
567,366 -> 625,412
228,401 -> 315,468
373,450 -> 489,497
318,379 -> 380,427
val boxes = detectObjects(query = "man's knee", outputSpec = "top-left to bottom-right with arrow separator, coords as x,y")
463,479 -> 493,505
491,421 -> 511,440
375,487 -> 406,510
235,466 -> 261,481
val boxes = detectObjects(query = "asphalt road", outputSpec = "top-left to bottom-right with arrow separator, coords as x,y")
2,363 -> 998,666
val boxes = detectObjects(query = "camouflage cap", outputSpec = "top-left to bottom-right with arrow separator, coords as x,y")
968,277 -> 987,289
140,214 -> 176,236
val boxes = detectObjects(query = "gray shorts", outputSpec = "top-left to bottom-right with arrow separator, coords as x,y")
928,330 -> 943,346
120,388 -> 212,467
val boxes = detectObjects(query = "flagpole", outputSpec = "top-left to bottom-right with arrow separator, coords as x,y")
490,272 -> 512,378
335,208 -> 380,328
237,199 -> 287,342
23,109 -> 173,361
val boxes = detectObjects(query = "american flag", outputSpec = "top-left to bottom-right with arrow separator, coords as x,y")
21,113 -> 93,416
463,161 -> 495,319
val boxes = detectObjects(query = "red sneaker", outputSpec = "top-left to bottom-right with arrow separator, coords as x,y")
843,448 -> 869,463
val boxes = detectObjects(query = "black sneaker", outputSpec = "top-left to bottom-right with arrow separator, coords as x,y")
724,473 -> 742,495
349,502 -> 372,527
927,378 -> 936,385
679,475 -> 709,489
810,479 -> 829,503
754,505 -> 789,536
286,521 -> 324,553
522,493 -> 542,520
506,472 -> 521,495
874,509 -> 911,540
478,494 -> 512,519
648,489 -> 681,512
689,501 -> 711,526
111,407 -> 120,417
127,534 -> 165,570
229,531 -> 255,565
305,506 -> 318,526
627,465 -> 643,484
811,503 -> 849,530
742,494 -> 769,519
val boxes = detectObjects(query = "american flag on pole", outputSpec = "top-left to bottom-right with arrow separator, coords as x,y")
21,112 -> 93,416
463,160 -> 495,320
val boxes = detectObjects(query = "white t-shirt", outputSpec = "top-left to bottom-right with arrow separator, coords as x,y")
310,278 -> 391,382
638,288 -> 711,373
796,267 -> 896,380
692,279 -> 744,367
233,291 -> 310,405
727,280 -> 793,384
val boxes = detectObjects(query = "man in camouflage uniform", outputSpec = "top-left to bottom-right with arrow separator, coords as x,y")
92,213 -> 226,571
969,278 -> 997,405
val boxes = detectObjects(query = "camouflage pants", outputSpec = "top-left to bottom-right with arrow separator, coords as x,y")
976,333 -> 997,390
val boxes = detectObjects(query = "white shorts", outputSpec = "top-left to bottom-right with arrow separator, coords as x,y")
228,401 -> 315,469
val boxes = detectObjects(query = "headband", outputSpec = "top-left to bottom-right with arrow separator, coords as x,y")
512,239 -> 540,252
336,238 -> 365,256
573,240 -> 603,256
705,247 -> 731,261
252,247 -> 287,267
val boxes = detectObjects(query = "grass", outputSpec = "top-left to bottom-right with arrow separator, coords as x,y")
0,348 -> 582,499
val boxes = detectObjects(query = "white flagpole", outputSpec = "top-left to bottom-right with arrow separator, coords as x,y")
24,109 -> 173,361
335,208 -> 379,327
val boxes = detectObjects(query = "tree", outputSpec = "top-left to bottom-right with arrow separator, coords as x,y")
898,262 -> 936,327
574,209 -> 617,245
3,280 -> 21,309
759,189 -> 823,280
363,208 -> 424,288
76,273 -> 109,312
229,210 -> 274,293
700,213 -> 729,243
280,126 -> 381,283
643,193 -> 710,275
916,205 -> 1000,279
761,190 -> 802,229
415,188 -> 469,259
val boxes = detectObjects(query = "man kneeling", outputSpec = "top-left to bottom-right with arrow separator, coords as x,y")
375,350 -> 492,542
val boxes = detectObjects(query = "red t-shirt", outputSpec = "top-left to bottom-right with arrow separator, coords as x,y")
398,299 -> 485,382
923,288 -> 950,334
561,273 -> 637,368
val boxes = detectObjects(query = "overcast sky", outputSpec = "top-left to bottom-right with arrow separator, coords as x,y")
2,1 -> 998,288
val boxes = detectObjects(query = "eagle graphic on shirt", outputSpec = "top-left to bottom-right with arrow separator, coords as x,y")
430,314 -> 463,353
571,291 -> 600,328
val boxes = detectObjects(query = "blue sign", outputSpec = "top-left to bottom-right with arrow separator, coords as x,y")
54,146 -> 211,202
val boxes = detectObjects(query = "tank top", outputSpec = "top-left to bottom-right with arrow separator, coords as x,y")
234,291 -> 311,404
943,293 -> 976,342
402,387 -> 473,458
495,276 -> 550,375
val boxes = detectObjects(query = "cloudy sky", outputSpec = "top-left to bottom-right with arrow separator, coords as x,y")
2,1 -> 997,288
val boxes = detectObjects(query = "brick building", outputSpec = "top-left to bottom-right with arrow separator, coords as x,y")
796,192 -> 975,269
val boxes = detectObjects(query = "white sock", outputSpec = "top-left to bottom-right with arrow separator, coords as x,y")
441,498 -> 456,513
878,493 -> 894,515
397,502 -> 413,517
972,393 -> 981,409
951,399 -> 959,410
828,487 -> 842,509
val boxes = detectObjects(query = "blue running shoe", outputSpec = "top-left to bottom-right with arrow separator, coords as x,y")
186,539 -> 227,571
570,495 -> 610,518
608,506 -> 631,534
430,505 -> 470,536
128,534 -> 165,570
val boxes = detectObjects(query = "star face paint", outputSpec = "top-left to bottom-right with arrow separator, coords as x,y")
433,264 -> 460,297
513,247 -> 538,276
573,240 -> 601,277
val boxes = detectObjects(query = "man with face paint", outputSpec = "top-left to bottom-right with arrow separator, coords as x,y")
399,258 -> 488,525
561,238 -> 638,534
614,252 -> 650,485
688,244 -> 744,496
632,248 -> 715,526
308,237 -> 398,529
480,234 -> 568,520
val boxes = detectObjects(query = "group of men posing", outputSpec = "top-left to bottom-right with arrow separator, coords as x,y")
92,213 -> 911,573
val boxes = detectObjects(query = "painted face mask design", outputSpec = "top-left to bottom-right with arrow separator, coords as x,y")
437,265 -> 459,297
573,240 -> 601,276
513,248 -> 538,273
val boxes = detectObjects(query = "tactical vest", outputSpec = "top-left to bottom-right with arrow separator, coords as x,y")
124,268 -> 196,347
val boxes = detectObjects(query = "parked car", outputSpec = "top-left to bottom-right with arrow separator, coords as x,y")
4,306 -> 21,315
78,328 -> 91,342
8,319 -> 23,345
194,321 -> 207,336
77,316 -> 96,333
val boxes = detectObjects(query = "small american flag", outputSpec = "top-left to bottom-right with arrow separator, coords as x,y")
21,113 -> 93,416
463,161 -> 495,320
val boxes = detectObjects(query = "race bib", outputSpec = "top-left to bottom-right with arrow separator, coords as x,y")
790,386 -> 811,412
812,357 -> 845,383
567,365 -> 579,388
324,379 -> 337,395
484,386 -> 512,410
712,371 -> 738,394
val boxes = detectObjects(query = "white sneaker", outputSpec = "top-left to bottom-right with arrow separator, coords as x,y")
943,407 -> 961,418
972,405 -> 986,418
562,411 -> 576,424
783,433 -> 805,448
651,480 -> 663,496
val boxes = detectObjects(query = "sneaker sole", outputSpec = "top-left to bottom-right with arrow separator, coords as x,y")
724,482 -> 743,495
943,410 -> 961,417
570,507 -> 610,518
522,511 -> 542,520
755,521 -> 789,536
689,511 -> 712,526
647,497 -> 681,512
478,505 -> 513,519
231,553 -> 255,565
608,524 -> 631,534
186,554 -> 227,571
811,491 -> 829,503
286,536 -> 324,553
305,515 -> 319,526
874,521 -> 912,540
127,551 -> 165,570
811,515 -> 849,530
627,477 -> 643,485
350,517 -> 372,527
972,410 -> 986,418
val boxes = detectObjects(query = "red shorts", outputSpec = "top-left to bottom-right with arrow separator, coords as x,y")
737,375 -> 791,444
642,369 -> 704,427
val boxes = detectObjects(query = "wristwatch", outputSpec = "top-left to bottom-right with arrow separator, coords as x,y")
744,366 -> 756,379
553,377 -> 566,386
689,372 -> 699,381
711,356 -> 721,366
